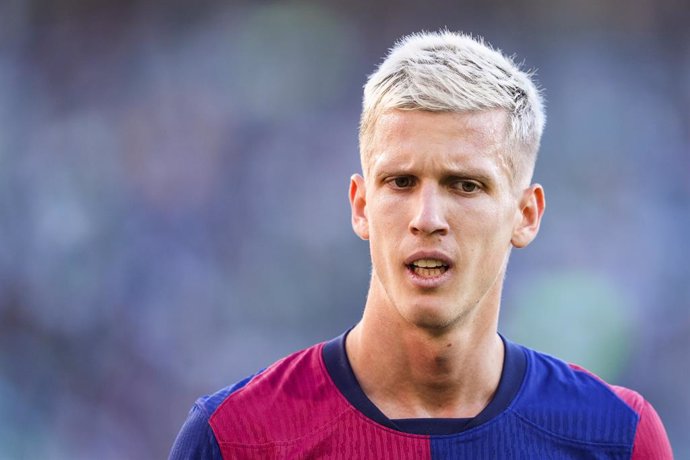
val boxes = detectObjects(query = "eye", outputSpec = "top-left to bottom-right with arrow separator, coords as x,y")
452,180 -> 481,193
461,182 -> 478,192
391,176 -> 415,188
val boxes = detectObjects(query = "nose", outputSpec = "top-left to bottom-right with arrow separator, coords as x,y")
409,183 -> 449,236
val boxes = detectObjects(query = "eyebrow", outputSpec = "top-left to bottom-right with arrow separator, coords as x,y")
375,166 -> 496,186
444,169 -> 495,184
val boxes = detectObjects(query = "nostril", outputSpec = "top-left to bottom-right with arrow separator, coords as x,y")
409,214 -> 449,235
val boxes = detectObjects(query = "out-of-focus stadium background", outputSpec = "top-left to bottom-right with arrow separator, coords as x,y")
0,0 -> 687,458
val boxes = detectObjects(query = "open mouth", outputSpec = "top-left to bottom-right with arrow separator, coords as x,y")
407,258 -> 450,278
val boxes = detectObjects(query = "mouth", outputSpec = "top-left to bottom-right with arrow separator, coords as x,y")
406,258 -> 450,278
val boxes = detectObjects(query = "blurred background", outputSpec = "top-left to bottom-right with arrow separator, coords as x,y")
0,0 -> 688,458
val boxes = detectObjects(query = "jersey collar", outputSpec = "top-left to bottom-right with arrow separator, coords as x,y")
322,329 -> 526,435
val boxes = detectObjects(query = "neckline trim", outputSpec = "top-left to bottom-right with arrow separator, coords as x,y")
321,329 -> 526,436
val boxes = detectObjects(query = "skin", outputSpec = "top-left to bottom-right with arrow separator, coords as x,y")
347,109 -> 545,419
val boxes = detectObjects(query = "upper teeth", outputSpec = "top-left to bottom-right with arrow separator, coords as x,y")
413,259 -> 445,268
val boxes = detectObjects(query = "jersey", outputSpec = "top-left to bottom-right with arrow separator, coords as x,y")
169,332 -> 673,459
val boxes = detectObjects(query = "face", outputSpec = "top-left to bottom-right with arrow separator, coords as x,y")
350,109 -> 544,331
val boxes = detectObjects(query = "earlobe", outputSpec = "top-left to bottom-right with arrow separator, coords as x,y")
349,174 -> 369,240
511,184 -> 545,248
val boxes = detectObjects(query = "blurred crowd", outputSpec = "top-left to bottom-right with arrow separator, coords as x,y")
0,0 -> 687,458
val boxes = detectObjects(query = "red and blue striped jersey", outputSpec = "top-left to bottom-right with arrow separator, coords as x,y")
169,332 -> 672,459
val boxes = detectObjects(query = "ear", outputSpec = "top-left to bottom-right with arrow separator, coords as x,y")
511,184 -> 545,248
349,174 -> 369,240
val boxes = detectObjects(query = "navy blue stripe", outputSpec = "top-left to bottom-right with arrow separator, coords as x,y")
322,330 -> 398,430
392,417 -> 471,435
463,336 -> 526,430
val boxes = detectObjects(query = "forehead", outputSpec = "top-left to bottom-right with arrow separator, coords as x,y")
368,109 -> 512,178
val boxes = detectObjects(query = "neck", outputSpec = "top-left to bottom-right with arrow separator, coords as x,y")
346,285 -> 504,419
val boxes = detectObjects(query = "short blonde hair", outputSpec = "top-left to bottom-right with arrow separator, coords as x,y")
359,30 -> 545,183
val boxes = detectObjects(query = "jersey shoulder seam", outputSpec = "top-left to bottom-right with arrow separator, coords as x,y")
568,364 -> 641,420
510,410 -> 633,450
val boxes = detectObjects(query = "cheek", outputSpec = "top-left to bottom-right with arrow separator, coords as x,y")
453,203 -> 514,249
368,194 -> 407,232
366,199 -> 408,270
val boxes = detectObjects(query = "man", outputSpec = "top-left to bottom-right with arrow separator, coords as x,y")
170,31 -> 673,459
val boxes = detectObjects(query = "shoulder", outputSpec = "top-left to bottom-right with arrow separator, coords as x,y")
512,345 -> 671,456
606,384 -> 674,459
169,341 -> 341,459
208,341 -> 350,446
168,373 -> 260,459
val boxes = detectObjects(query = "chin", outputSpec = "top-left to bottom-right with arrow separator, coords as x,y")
401,302 -> 460,332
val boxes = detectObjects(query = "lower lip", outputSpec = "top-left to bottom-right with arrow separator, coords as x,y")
405,265 -> 452,289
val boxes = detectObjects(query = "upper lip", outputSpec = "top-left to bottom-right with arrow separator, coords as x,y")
404,250 -> 453,267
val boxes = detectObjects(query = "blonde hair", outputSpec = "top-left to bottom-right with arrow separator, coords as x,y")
359,30 -> 545,183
